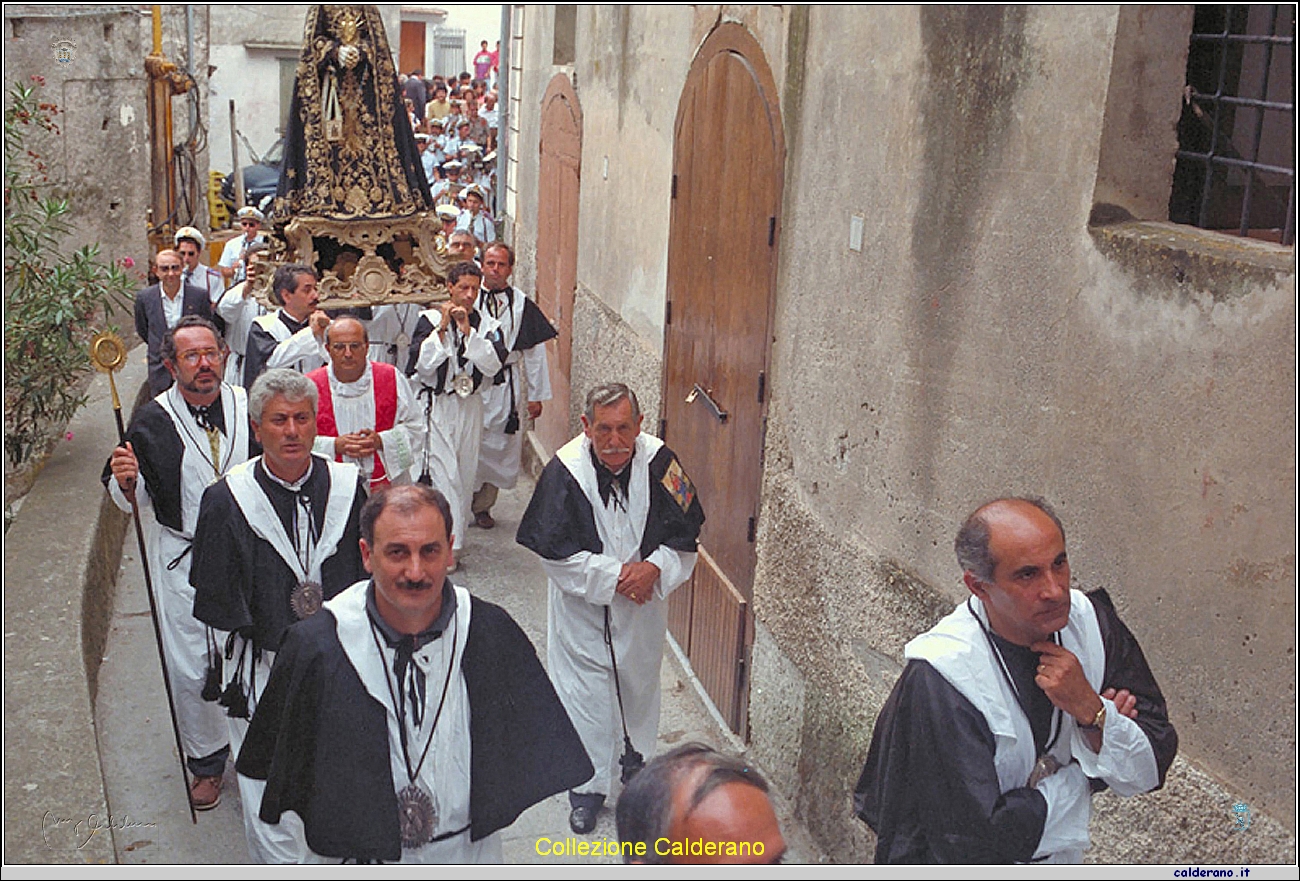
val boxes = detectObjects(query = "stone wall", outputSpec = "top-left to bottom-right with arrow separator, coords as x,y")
508,4 -> 1296,863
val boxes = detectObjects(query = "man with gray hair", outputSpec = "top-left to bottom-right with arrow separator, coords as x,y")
517,383 -> 705,836
191,367 -> 367,862
853,497 -> 1178,863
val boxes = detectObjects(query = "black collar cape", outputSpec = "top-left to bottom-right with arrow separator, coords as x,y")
235,593 -> 595,861
190,458 -> 368,651
516,439 -> 705,563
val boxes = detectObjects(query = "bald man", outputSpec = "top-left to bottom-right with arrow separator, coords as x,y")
854,497 -> 1178,864
307,317 -> 424,494
135,249 -> 214,394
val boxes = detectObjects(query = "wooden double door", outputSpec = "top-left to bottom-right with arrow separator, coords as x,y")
662,25 -> 784,738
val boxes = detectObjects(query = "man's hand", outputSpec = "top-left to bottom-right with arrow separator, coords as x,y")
450,304 -> 471,335
526,400 -> 543,419
438,301 -> 455,333
110,442 -> 138,500
310,310 -> 331,340
1031,641 -> 1104,726
1102,687 -> 1139,720
616,561 -> 660,606
335,431 -> 381,459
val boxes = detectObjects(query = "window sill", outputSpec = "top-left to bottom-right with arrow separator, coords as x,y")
1088,219 -> 1294,303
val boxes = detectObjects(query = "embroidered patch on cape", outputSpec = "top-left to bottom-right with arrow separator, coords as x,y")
661,457 -> 696,513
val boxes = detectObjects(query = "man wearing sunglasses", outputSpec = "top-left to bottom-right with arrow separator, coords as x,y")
220,206 -> 267,286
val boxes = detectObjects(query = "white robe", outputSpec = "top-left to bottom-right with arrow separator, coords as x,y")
307,582 -> 502,864
310,361 -> 424,490
107,383 -> 251,765
475,286 -> 552,491
220,456 -> 360,864
412,310 -> 503,551
216,280 -> 265,386
542,433 -> 697,798
254,310 -> 328,376
908,591 -> 1161,862
366,303 -> 426,369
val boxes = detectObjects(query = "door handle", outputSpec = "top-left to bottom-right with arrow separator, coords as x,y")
686,383 -> 728,424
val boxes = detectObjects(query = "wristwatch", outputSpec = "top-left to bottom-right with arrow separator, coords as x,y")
1079,703 -> 1107,731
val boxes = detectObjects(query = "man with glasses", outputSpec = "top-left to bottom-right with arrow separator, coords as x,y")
103,315 -> 253,811
135,248 -> 214,394
175,226 -> 227,312
219,207 -> 267,286
308,317 -> 424,495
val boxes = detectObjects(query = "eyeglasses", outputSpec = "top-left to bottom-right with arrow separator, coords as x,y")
157,264 -> 183,272
328,342 -> 366,353
176,348 -> 221,366
240,220 -> 258,227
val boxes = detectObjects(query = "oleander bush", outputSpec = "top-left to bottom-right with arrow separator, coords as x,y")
4,77 -> 132,467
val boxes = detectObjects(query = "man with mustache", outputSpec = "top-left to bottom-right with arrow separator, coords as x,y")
236,484 -> 593,863
102,315 -> 252,812
191,368 -> 367,861
243,264 -> 331,388
517,383 -> 705,836
853,497 -> 1178,863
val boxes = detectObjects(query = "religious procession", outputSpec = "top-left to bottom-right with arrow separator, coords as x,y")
6,3 -> 1294,871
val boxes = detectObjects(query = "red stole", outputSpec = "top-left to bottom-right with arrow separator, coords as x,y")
308,363 -> 398,489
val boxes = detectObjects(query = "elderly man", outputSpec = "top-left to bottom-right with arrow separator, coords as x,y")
237,484 -> 593,863
191,368 -> 367,862
243,264 -> 330,388
853,497 -> 1178,864
471,243 -> 556,529
215,241 -> 269,386
175,226 -> 227,310
517,383 -> 705,835
308,317 -> 423,494
219,206 -> 267,285
103,316 -> 252,811
616,743 -> 786,864
135,249 -> 213,395
407,262 -> 506,556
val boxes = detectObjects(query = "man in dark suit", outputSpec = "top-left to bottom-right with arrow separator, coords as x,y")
135,249 -> 214,394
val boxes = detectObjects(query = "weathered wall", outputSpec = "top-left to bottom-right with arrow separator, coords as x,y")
512,4 -> 1297,863
3,6 -> 192,272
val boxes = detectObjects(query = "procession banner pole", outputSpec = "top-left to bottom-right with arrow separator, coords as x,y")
91,332 -> 198,824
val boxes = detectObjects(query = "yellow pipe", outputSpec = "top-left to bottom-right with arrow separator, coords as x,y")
152,5 -> 162,55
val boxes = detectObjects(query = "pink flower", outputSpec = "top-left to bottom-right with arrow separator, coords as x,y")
30,75 -> 45,86
65,432 -> 74,441
120,256 -> 135,269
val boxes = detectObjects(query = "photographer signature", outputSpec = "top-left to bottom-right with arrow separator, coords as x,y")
42,810 -> 156,849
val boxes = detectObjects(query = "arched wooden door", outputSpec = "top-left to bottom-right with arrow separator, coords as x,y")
662,25 -> 784,738
534,75 -> 582,454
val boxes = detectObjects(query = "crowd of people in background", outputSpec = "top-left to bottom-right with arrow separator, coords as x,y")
399,58 -> 501,241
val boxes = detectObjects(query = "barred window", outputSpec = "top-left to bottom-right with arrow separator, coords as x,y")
1169,5 -> 1295,245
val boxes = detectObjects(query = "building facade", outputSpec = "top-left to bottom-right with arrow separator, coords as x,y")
506,5 -> 1296,863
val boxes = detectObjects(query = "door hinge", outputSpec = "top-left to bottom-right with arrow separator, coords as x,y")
665,299 -> 671,326
671,174 -> 678,199
659,418 -> 667,439
747,516 -> 757,543
768,216 -> 776,247
757,370 -> 766,404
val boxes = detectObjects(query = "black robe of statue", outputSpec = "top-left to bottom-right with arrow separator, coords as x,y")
191,456 -> 367,653
236,591 -> 595,861
515,441 -> 706,564
275,4 -> 431,221
853,589 -> 1178,864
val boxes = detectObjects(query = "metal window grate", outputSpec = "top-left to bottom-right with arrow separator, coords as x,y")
1170,5 -> 1295,245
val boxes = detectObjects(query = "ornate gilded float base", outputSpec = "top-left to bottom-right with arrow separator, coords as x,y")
260,213 -> 450,308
